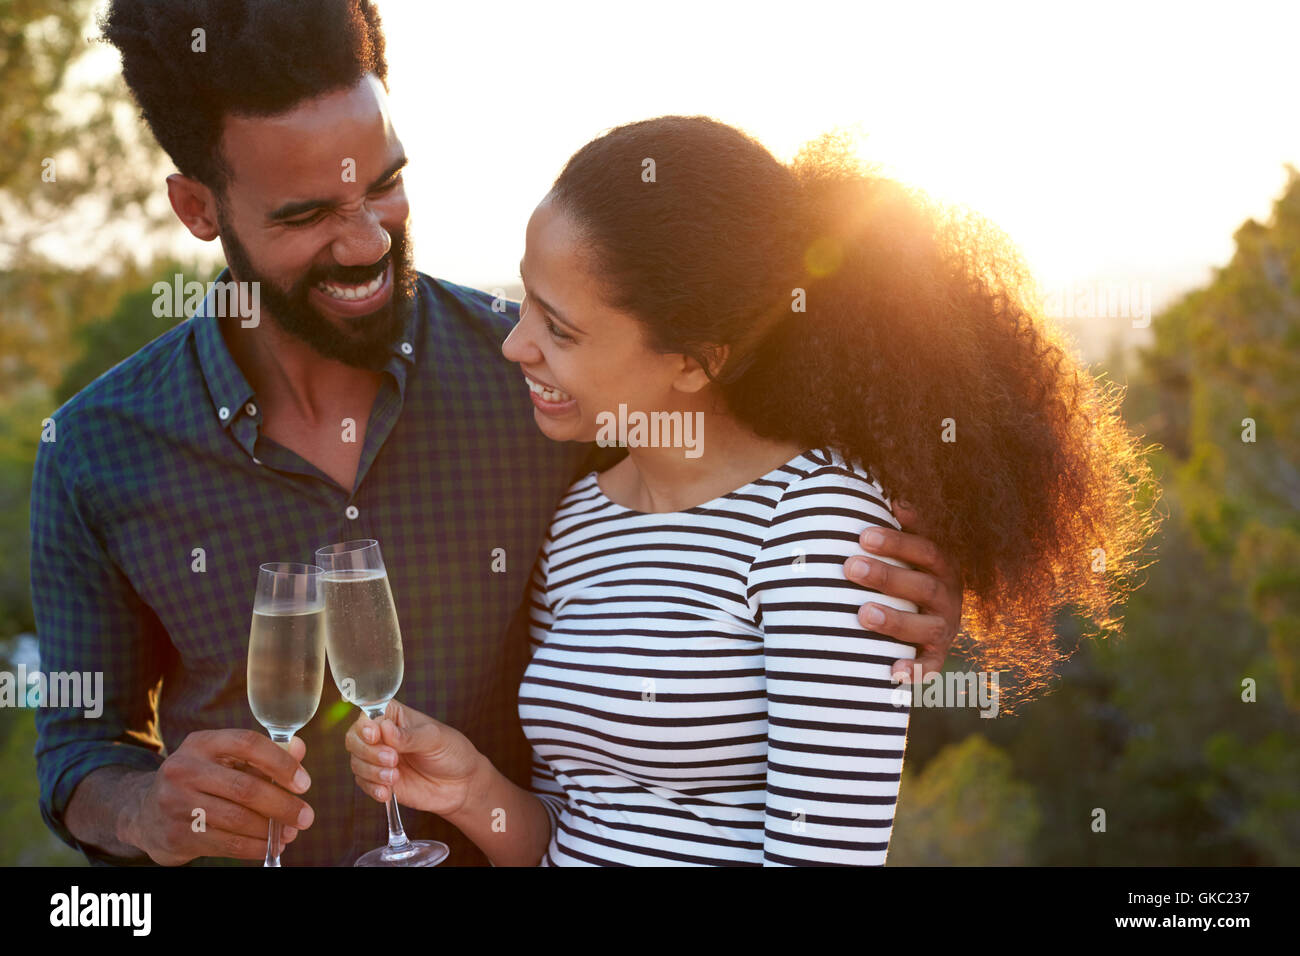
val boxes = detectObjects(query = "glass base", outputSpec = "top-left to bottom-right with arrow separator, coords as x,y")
354,839 -> 449,867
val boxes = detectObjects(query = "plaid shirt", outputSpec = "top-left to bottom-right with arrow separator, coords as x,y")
29,269 -> 618,866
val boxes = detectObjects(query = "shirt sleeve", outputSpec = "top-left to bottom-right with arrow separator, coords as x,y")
522,544 -> 566,849
748,464 -> 918,866
29,427 -> 170,862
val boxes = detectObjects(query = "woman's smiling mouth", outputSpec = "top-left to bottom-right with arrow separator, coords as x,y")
523,372 -> 577,414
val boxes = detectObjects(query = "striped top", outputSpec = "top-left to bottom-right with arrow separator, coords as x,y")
518,448 -> 917,866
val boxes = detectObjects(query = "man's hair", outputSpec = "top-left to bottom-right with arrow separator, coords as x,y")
101,0 -> 389,194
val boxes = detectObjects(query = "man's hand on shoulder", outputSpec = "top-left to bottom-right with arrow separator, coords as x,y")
842,499 -> 963,683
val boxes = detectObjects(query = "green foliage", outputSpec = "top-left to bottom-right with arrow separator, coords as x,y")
55,259 -> 206,404
0,389 -> 50,638
1139,165 -> 1300,708
0,0 -> 169,269
890,734 -> 1041,865
0,641 -> 86,865
0,710 -> 86,865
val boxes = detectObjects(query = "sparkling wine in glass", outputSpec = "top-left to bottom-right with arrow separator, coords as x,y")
246,562 -> 327,867
315,539 -> 448,867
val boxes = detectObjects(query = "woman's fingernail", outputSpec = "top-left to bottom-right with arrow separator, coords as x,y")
865,605 -> 886,625
297,806 -> 314,828
863,530 -> 885,548
363,727 -> 376,743
293,768 -> 310,792
848,558 -> 870,578
380,768 -> 393,782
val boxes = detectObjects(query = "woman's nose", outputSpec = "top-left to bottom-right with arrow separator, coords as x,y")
501,305 -> 538,363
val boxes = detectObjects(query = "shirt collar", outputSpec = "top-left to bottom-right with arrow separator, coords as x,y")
193,269 -> 256,429
192,266 -> 422,428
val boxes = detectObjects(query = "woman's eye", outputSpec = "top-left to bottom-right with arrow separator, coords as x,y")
544,316 -> 573,343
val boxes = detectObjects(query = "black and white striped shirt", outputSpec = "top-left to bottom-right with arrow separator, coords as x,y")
518,448 -> 917,866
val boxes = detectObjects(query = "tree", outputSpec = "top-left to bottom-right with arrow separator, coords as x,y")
1139,166 -> 1300,709
889,734 -> 1041,866
0,0 -> 170,269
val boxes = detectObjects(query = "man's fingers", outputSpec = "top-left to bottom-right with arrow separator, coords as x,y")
857,525 -> 955,583
890,498 -> 924,533
193,763 -> 315,830
196,828 -> 280,862
187,791 -> 289,841
197,728 -> 311,795
893,647 -> 947,684
857,601 -> 949,652
846,555 -> 947,613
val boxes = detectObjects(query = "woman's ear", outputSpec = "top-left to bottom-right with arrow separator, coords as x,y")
674,345 -> 729,393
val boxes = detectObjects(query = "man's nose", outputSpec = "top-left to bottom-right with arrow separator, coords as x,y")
332,208 -> 392,267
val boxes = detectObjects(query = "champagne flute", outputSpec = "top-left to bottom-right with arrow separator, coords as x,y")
246,562 -> 327,868
315,539 -> 449,867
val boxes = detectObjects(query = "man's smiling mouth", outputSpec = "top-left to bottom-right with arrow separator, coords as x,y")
308,261 -> 394,315
316,274 -> 385,300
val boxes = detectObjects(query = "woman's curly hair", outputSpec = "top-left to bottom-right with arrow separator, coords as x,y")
550,115 -> 1161,713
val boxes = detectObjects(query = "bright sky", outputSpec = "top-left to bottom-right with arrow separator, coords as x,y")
76,0 -> 1300,352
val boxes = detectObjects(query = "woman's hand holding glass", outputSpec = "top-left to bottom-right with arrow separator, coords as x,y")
345,700 -> 485,818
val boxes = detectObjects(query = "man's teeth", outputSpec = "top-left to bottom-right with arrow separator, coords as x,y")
524,375 -> 572,403
316,274 -> 384,300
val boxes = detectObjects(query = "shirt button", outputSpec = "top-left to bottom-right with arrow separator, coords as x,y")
252,457 -> 262,466
245,402 -> 258,417
218,406 -> 230,421
400,342 -> 413,355
345,505 -> 359,520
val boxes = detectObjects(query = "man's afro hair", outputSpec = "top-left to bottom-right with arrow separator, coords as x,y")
101,0 -> 389,191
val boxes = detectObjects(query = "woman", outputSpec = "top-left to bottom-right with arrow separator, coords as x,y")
345,116 -> 1157,866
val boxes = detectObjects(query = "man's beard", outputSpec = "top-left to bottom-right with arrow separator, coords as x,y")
217,206 -> 418,370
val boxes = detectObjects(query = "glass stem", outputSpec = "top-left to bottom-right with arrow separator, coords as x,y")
366,705 -> 412,850
386,793 -> 412,850
265,734 -> 292,867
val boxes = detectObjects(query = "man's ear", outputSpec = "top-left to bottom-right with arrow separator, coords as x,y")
166,173 -> 221,242
674,345 -> 729,394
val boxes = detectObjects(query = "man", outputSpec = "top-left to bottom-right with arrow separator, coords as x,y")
30,0 -> 963,866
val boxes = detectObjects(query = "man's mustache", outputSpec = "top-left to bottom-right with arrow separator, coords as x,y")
305,230 -> 408,287
309,254 -> 391,287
